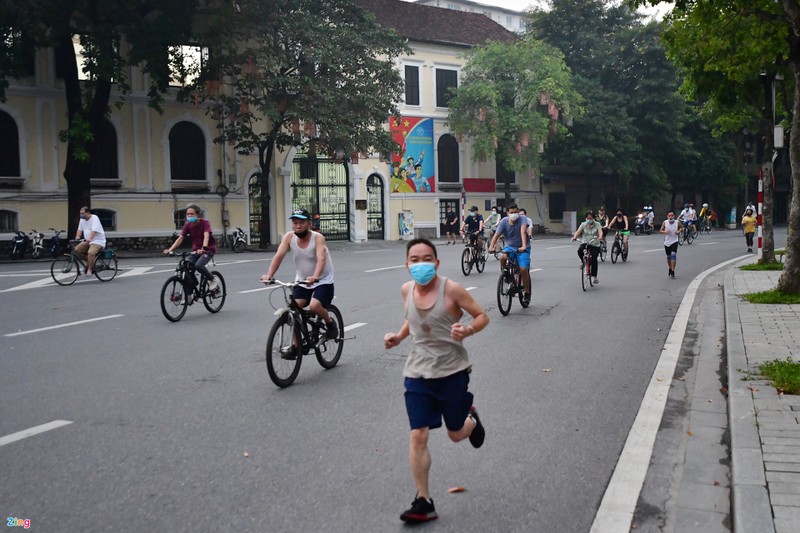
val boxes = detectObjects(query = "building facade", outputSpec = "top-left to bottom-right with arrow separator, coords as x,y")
414,0 -> 528,34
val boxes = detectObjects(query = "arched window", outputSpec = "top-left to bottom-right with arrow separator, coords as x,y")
89,119 -> 118,182
93,208 -> 116,231
0,209 -> 19,232
169,121 -> 206,181
0,111 -> 21,177
437,134 -> 459,183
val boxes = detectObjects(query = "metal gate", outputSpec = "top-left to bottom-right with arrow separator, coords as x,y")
291,153 -> 350,241
248,173 -> 262,244
366,174 -> 385,240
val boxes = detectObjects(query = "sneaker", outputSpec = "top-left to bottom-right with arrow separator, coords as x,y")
670,271 -> 675,279
592,277 -> 599,285
279,345 -> 298,360
326,319 -> 339,340
523,292 -> 531,304
186,294 -> 194,304
468,407 -> 485,449
207,278 -> 219,292
400,496 -> 437,524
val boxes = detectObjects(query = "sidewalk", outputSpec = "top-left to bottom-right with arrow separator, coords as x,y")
725,268 -> 800,533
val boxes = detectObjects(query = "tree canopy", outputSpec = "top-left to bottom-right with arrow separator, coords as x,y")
187,0 -> 408,246
447,37 -> 581,178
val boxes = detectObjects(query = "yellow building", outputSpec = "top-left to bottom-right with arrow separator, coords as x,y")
1,0 -> 555,249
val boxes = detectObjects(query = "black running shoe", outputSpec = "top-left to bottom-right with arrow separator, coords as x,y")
400,496 -> 437,524
325,319 -> 339,340
468,407 -> 485,449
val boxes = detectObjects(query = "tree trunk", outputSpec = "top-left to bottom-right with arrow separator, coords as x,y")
258,138 -> 276,248
778,57 -> 800,293
762,161 -> 776,263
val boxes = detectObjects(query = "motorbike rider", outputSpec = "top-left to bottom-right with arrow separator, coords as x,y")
607,209 -> 630,254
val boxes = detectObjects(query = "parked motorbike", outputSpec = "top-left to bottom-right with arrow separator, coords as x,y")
48,228 -> 66,257
10,230 -> 30,259
30,229 -> 45,259
634,214 -> 653,235
230,227 -> 247,253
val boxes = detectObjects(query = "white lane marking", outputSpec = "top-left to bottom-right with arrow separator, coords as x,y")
591,254 -> 750,532
0,272 -> 53,277
0,420 -> 73,447
4,314 -> 124,337
0,277 -> 56,292
353,250 -> 392,254
240,286 -> 278,294
697,241 -> 719,246
531,268 -> 543,272
365,265 -> 405,273
117,266 -> 153,278
466,287 -> 477,291
545,245 -> 572,250
344,323 -> 367,332
644,249 -> 662,253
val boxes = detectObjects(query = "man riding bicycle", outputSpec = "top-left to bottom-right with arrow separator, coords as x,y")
460,206 -> 485,252
163,204 -> 218,295
679,204 -> 696,229
260,208 -> 338,340
607,209 -> 630,255
488,204 -> 531,304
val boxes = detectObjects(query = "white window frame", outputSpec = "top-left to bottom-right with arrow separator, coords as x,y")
433,63 -> 460,111
400,59 -> 424,110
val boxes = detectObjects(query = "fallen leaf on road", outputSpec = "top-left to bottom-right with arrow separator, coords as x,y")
687,431 -> 694,436
656,377 -> 664,382
542,368 -> 552,373
748,385 -> 759,392
708,399 -> 713,403
447,487 -> 467,493
243,452 -> 250,458
720,387 -> 728,394
375,447 -> 385,452
712,480 -> 720,486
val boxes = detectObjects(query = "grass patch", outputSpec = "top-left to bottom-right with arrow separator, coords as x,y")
740,261 -> 784,271
742,289 -> 800,304
760,358 -> 800,394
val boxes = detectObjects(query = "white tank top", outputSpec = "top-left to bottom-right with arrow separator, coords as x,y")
663,219 -> 679,246
290,232 -> 334,288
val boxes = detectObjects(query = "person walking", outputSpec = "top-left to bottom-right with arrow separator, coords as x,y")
444,209 -> 459,245
742,208 -> 757,253
384,238 -> 489,524
659,210 -> 682,278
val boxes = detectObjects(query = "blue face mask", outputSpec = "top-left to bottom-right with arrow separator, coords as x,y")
187,216 -> 198,223
409,262 -> 436,285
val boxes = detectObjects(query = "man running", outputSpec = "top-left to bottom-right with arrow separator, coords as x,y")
384,238 -> 489,524
659,210 -> 682,278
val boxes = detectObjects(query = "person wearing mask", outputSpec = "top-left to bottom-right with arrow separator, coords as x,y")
659,210 -> 682,278
571,210 -> 604,284
596,207 -> 609,230
460,206 -> 485,252
164,204 -> 219,294
384,238 -> 489,524
607,209 -> 630,255
488,204 -> 531,304
742,208 -> 757,253
74,206 -> 106,277
485,206 -> 501,242
444,209 -> 459,245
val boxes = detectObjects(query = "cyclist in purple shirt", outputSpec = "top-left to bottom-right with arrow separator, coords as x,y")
163,204 -> 218,293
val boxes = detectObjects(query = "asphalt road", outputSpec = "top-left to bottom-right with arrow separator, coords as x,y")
0,228 -> 771,532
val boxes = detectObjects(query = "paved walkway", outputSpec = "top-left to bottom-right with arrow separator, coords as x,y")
726,269 -> 800,533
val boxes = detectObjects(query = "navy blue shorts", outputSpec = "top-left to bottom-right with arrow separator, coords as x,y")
292,282 -> 334,308
404,370 -> 473,431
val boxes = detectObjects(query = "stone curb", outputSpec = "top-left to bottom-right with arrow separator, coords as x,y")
724,267 -> 776,533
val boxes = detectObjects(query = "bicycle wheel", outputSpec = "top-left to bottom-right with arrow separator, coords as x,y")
160,276 -> 189,322
516,272 -> 528,308
622,246 -> 629,262
461,247 -> 473,276
581,256 -> 588,291
599,241 -> 606,262
316,305 -> 344,369
496,273 -> 513,316
266,312 -> 303,387
678,229 -> 685,245
611,242 -> 620,264
690,225 -> 698,239
202,271 -> 226,313
50,255 -> 79,286
634,225 -> 641,236
586,255 -> 594,287
475,247 -> 487,273
94,255 -> 118,282
686,229 -> 694,244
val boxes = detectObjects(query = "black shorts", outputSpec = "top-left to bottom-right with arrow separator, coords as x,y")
292,282 -> 334,308
665,242 -> 678,256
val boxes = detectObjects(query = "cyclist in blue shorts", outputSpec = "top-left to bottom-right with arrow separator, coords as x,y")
488,204 -> 531,304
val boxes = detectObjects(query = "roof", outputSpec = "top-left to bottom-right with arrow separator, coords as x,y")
415,0 -> 524,16
353,0 -> 519,48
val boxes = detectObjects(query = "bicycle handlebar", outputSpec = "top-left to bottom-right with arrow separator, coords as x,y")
262,278 -> 310,288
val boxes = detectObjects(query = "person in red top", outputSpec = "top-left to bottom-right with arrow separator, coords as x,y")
163,204 -> 218,292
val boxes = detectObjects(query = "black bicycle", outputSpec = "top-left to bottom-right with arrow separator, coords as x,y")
461,232 -> 487,276
678,221 -> 694,245
264,279 -> 345,387
50,241 -> 119,285
494,250 -> 528,315
160,251 -> 226,322
599,236 -> 607,262
610,231 -> 628,264
698,215 -> 712,235
578,241 -> 595,291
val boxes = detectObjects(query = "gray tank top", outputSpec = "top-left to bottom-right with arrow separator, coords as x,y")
290,232 -> 334,288
403,277 -> 471,379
